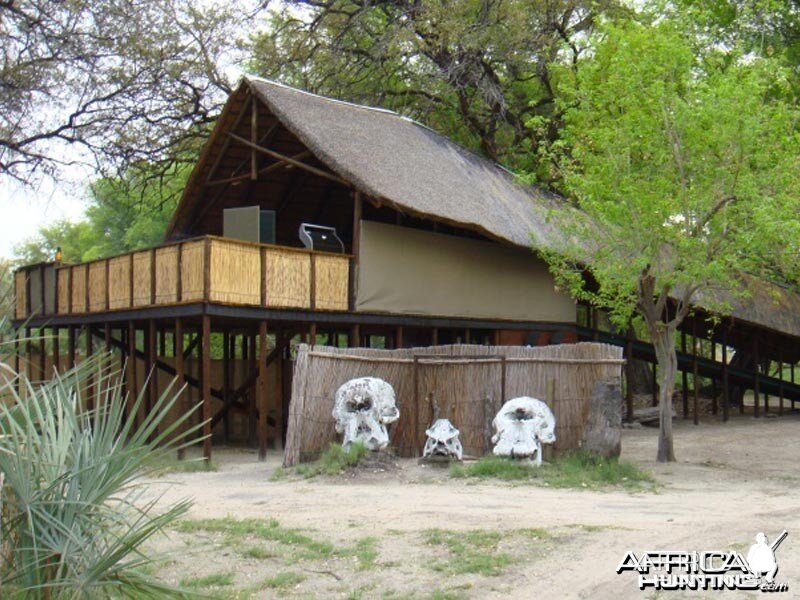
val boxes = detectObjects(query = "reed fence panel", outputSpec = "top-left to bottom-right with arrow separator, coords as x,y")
284,343 -> 624,466
88,261 -> 108,312
131,251 -> 152,307
108,256 -> 131,310
314,255 -> 349,311
70,266 -> 87,313
57,269 -> 70,314
180,240 -> 205,302
14,271 -> 26,319
264,248 -> 311,308
208,239 -> 261,305
154,246 -> 179,304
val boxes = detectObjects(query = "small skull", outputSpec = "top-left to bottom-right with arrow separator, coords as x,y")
332,377 -> 399,451
491,397 -> 556,465
423,419 -> 463,460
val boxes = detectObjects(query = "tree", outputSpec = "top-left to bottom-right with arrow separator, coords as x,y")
12,163 -> 187,265
1,0 -> 262,189
251,0 -> 624,176
541,22 -> 800,462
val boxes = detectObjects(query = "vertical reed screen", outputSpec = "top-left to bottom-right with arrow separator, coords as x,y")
284,343 -> 624,466
108,256 -> 131,310
70,266 -> 87,313
208,239 -> 261,305
131,251 -> 152,307
14,271 -> 26,319
57,269 -> 70,314
180,240 -> 205,301
314,255 -> 349,311
88,261 -> 108,312
154,246 -> 179,304
264,248 -> 311,308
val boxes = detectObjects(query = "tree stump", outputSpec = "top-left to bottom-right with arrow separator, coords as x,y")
581,380 -> 622,458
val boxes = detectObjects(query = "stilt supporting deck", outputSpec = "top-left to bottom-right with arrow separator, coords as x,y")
175,318 -> 186,459
86,326 -> 95,412
753,336 -> 760,418
258,321 -> 269,460
692,321 -> 699,425
201,315 -> 212,460
722,332 -> 729,422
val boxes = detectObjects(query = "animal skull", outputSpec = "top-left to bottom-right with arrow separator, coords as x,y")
332,377 -> 399,451
423,419 -> 463,460
491,397 -> 556,465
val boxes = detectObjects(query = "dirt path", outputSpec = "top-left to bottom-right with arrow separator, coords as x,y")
145,415 -> 800,599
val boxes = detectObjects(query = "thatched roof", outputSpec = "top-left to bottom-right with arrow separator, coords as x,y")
168,76 -> 800,340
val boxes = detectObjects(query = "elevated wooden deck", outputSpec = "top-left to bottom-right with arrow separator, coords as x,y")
14,236 -> 351,320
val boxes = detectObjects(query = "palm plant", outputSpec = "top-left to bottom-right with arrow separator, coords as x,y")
0,352 -> 203,599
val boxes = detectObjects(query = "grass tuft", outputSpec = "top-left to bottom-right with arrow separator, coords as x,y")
424,529 -> 514,576
293,442 -> 368,478
262,571 -> 306,589
451,451 -> 655,491
180,572 -> 233,588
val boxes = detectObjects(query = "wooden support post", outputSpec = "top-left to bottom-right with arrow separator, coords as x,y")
722,332 -> 729,422
257,321 -> 269,460
753,336 -> 760,418
146,321 -> 158,422
710,339 -> 718,415
681,329 -> 689,419
67,325 -> 76,370
350,192 -> 362,310
13,333 -> 20,395
692,321 -> 699,425
464,328 -> 471,344
37,327 -> 46,382
412,356 -> 421,455
432,327 -> 439,346
500,355 -> 507,404
201,315 -> 212,461
309,323 -> 317,348
222,331 -> 231,445
350,324 -> 361,348
127,322 -> 139,426
52,327 -> 60,376
175,318 -> 186,460
86,326 -> 95,412
395,326 -> 404,349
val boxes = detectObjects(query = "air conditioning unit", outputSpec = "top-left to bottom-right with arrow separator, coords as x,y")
223,207 -> 276,244
298,223 -> 344,253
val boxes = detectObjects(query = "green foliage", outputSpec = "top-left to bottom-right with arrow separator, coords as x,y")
262,571 -> 305,589
450,452 -> 655,490
293,442 -> 368,478
13,164 -> 188,265
0,355 -> 204,598
180,572 -> 234,588
251,0 -> 625,174
423,529 -> 514,576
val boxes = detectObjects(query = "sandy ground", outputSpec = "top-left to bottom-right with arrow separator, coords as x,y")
144,414 -> 800,599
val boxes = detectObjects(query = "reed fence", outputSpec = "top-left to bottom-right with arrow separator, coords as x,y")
283,342 -> 624,466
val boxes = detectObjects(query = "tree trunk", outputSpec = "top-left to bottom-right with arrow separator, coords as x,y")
652,328 -> 677,462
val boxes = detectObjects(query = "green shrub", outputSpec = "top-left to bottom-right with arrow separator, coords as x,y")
451,451 -> 655,490
0,355 -> 204,598
294,442 -> 368,478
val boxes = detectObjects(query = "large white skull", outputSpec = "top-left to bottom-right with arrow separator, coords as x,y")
332,377 -> 399,451
491,397 -> 556,465
423,419 -> 463,460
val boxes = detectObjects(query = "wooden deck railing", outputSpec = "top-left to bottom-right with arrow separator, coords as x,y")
14,236 -> 351,319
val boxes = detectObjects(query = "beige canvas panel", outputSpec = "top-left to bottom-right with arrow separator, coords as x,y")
356,221 -> 576,322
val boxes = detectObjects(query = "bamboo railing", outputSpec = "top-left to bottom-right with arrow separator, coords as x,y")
14,236 -> 351,319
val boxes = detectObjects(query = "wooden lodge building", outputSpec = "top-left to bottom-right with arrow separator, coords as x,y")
12,77 -> 800,460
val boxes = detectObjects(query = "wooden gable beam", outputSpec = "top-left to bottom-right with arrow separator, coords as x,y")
227,132 -> 350,187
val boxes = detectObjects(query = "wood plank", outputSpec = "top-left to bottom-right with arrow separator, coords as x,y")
201,315 -> 212,460
257,321 -> 269,460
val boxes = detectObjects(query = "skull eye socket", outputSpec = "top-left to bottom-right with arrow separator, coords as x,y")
511,408 -> 534,421
347,396 -> 373,413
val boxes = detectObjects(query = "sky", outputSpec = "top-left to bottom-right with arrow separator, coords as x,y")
0,172 -> 90,260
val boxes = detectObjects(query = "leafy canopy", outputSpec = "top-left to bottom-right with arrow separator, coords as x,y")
544,21 -> 800,327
